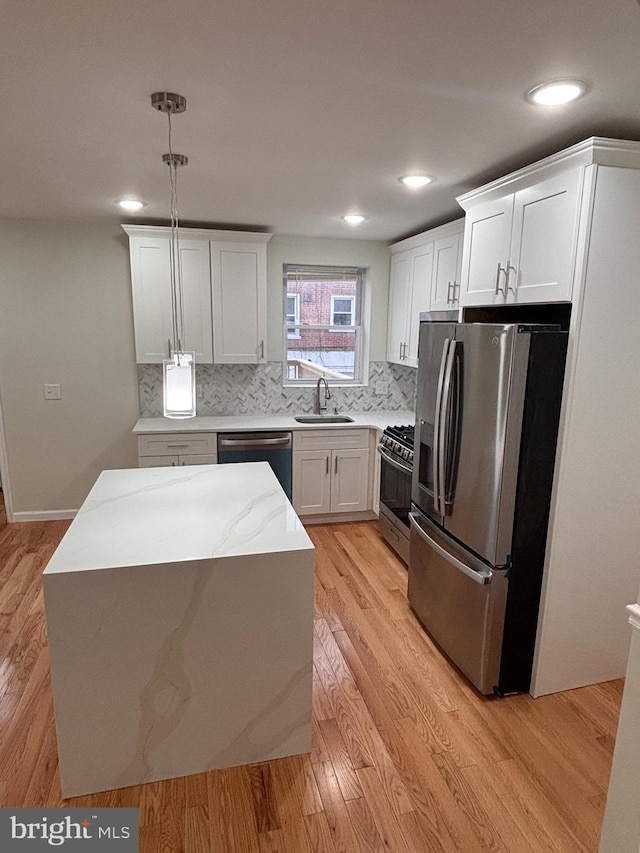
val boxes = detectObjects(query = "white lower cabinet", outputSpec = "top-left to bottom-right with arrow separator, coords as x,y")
293,429 -> 371,517
137,433 -> 217,467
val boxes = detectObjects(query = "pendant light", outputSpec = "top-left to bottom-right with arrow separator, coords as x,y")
151,91 -> 196,419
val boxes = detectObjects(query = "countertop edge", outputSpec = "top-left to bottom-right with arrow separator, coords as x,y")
133,411 -> 416,434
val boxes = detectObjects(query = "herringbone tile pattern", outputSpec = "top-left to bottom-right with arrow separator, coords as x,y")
139,361 -> 416,417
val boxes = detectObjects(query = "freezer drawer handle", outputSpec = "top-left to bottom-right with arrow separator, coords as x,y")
409,513 -> 492,585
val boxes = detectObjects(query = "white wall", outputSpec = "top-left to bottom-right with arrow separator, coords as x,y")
599,598 -> 640,853
0,219 -> 140,515
0,223 -> 392,515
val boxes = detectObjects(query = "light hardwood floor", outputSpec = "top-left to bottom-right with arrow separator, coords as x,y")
0,501 -> 621,852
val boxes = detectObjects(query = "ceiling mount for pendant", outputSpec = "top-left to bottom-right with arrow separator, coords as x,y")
151,92 -> 187,114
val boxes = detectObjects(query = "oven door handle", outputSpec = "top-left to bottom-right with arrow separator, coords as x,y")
377,444 -> 413,474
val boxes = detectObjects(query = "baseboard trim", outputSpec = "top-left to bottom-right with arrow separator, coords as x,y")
301,510 -> 377,525
12,509 -> 78,522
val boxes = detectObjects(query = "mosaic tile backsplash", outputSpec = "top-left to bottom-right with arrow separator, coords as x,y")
139,361 -> 416,417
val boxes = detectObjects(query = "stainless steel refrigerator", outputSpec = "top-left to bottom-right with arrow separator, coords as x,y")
409,322 -> 568,695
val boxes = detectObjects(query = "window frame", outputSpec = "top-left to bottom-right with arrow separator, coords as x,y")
329,294 -> 355,331
282,264 -> 367,387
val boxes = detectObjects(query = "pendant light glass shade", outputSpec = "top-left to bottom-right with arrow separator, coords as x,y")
163,351 -> 196,418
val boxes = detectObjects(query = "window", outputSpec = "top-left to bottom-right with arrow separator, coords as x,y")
330,295 -> 355,329
286,293 -> 301,338
283,264 -> 365,384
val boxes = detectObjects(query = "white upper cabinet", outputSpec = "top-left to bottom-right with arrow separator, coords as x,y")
387,219 -> 463,368
458,163 -> 583,306
210,241 -> 268,364
126,233 -> 212,363
123,226 -> 271,365
386,250 -> 412,366
405,243 -> 434,366
431,231 -> 464,310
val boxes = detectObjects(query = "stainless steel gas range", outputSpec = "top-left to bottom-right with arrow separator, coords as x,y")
377,424 -> 414,564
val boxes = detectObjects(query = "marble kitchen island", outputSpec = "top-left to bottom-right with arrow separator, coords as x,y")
43,462 -> 315,798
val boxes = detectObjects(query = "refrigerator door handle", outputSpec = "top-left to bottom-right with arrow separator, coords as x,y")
432,338 -> 451,516
437,339 -> 457,515
409,512 -> 493,585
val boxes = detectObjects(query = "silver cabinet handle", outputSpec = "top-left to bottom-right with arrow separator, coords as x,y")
409,513 -> 492,585
495,263 -> 507,296
259,339 -> 265,360
452,281 -> 459,304
218,436 -> 291,448
399,342 -> 403,360
403,342 -> 408,359
506,264 -> 517,294
326,456 -> 329,475
334,455 -> 338,475
447,281 -> 453,304
167,443 -> 189,449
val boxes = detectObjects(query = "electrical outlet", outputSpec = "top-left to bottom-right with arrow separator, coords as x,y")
374,381 -> 389,395
43,384 -> 61,400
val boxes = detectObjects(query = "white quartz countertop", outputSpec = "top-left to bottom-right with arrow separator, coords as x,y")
133,410 -> 415,434
44,462 -> 312,575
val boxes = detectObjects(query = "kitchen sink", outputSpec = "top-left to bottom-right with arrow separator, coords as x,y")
294,416 -> 354,424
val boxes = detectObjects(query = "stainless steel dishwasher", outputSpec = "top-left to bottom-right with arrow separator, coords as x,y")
217,432 -> 293,499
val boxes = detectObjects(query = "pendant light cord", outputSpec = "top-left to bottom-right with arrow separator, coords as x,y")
167,111 -> 186,356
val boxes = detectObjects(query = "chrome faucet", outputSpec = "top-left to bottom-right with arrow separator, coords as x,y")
314,377 -> 331,414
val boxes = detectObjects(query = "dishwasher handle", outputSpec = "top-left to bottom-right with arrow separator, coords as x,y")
218,432 -> 292,450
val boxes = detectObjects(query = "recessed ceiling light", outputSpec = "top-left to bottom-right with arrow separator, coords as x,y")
116,199 -> 147,212
526,80 -> 587,106
342,214 -> 366,225
399,174 -> 434,189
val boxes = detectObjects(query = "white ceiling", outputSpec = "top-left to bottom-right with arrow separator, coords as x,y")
3,0 -> 640,241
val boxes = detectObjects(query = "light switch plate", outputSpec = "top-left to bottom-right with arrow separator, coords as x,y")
44,384 -> 61,400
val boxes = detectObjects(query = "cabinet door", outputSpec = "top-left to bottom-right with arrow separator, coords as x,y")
211,242 -> 267,364
460,196 -> 514,306
331,448 -> 370,513
405,244 -> 434,367
386,250 -> 411,365
509,169 -> 582,304
431,233 -> 462,310
293,450 -> 331,515
129,237 -> 213,363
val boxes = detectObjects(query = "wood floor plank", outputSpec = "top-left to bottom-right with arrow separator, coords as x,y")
0,507 -> 624,852
356,766 -> 414,853
344,795 -> 388,853
312,759 -> 361,853
185,804 -> 211,853
318,718 -> 363,801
